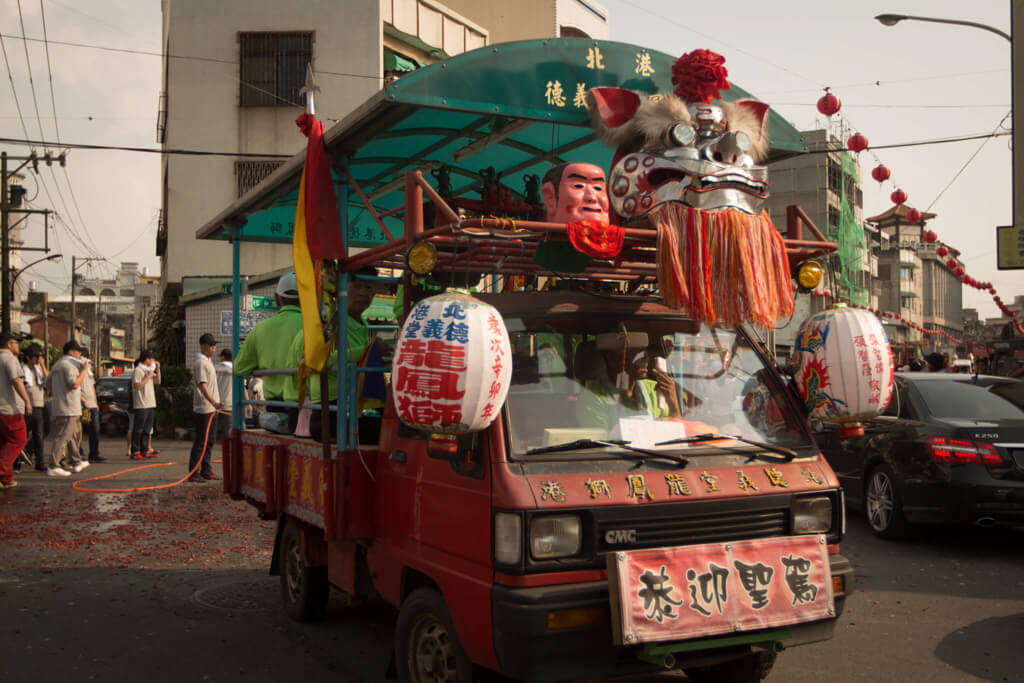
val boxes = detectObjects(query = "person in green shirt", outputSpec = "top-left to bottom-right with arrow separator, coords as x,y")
574,344 -> 683,430
234,273 -> 303,431
286,268 -> 381,439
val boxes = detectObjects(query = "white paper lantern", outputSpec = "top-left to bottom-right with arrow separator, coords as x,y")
788,305 -> 894,438
393,291 -> 512,433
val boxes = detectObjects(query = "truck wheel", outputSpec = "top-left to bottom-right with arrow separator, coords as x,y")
865,463 -> 909,539
280,520 -> 329,622
395,587 -> 472,683
685,651 -> 777,683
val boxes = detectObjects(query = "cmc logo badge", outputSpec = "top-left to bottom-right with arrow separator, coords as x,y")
604,529 -> 638,544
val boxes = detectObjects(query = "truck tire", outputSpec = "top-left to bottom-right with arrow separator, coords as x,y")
395,587 -> 472,683
280,519 -> 329,622
684,651 -> 777,683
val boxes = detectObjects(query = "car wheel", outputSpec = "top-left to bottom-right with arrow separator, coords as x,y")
685,651 -> 777,683
279,519 -> 329,622
395,587 -> 472,683
865,464 -> 909,539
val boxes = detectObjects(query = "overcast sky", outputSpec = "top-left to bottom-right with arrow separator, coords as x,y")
0,0 -> 1016,318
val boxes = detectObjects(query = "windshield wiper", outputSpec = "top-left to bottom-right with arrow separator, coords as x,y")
654,432 -> 797,461
526,439 -> 688,467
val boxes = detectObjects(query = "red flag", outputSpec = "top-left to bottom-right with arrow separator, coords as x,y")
296,113 -> 344,260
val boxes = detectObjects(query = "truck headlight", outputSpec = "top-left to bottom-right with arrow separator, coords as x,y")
494,512 -> 522,565
792,495 -> 833,534
530,515 -> 582,559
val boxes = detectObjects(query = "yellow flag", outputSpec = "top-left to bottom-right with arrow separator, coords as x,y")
292,171 -> 329,372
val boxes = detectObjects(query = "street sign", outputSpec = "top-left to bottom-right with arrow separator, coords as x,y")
996,225 -> 1024,269
249,295 -> 277,311
221,283 -> 232,296
221,310 -> 272,338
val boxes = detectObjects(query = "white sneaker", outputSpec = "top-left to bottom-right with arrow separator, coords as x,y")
47,467 -> 71,477
71,462 -> 90,473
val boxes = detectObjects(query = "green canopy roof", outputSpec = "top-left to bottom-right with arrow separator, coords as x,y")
197,38 -> 806,248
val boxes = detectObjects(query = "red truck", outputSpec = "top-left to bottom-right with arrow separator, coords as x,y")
204,38 -> 850,683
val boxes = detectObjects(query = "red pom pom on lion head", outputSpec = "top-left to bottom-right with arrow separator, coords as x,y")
671,49 -> 730,104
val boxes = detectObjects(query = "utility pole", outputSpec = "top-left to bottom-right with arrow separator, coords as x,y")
69,255 -> 103,344
2,151 -> 9,336
41,291 -> 48,368
2,151 -> 61,335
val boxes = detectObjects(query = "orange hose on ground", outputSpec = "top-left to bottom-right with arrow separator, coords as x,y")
73,411 -> 220,494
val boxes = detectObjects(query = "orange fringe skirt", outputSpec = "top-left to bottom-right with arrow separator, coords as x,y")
654,204 -> 794,329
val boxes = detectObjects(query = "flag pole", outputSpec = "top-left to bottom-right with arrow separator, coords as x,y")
300,63 -> 319,116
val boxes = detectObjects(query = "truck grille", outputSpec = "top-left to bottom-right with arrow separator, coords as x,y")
597,506 -> 788,552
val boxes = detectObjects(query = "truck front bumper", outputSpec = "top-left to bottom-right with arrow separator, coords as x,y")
491,553 -> 853,683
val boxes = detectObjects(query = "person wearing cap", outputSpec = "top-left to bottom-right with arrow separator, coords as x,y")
189,333 -> 223,481
130,349 -> 161,460
79,350 -> 106,463
21,344 -> 47,471
0,333 -> 31,487
235,273 -> 303,414
44,340 -> 90,477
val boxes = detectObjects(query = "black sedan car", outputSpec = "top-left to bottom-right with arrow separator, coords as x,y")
815,372 -> 1024,538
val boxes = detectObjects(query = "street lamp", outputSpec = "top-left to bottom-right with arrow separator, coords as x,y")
874,14 -> 1011,42
10,253 -> 63,296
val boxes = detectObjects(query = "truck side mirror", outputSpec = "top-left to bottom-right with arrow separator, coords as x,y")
426,432 -> 478,461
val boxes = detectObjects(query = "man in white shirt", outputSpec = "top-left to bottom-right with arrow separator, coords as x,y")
79,350 -> 106,463
189,333 -> 223,482
0,333 -> 31,487
216,347 -> 234,443
21,344 -> 46,472
130,350 -> 161,460
45,340 -> 89,476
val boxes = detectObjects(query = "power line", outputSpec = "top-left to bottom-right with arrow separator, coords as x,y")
758,68 -> 1010,95
925,111 -> 1011,213
0,32 -> 381,82
0,136 -> 292,157
0,33 -> 31,141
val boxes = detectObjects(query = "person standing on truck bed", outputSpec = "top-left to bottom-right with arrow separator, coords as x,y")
284,267 -> 380,440
234,272 -> 302,433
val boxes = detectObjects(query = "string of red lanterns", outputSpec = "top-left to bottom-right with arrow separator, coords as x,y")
815,86 -> 1023,337
808,289 -> 965,344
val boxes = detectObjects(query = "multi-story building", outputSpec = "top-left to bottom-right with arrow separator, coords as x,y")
158,0 -> 609,304
22,261 -> 158,361
765,129 -> 870,348
866,204 -> 963,358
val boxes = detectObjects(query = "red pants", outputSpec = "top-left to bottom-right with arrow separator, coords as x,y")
0,412 -> 27,484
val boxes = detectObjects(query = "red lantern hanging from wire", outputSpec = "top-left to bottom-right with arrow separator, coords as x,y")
847,133 -> 869,153
870,164 -> 890,184
936,245 -> 949,257
907,208 -> 923,223
946,258 -> 958,269
954,266 -> 965,277
891,189 -> 907,204
817,89 -> 841,117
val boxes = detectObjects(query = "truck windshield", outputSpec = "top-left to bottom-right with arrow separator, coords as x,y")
504,318 -> 810,457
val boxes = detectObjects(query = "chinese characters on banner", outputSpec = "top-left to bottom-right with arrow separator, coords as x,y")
544,48 -> 658,110
612,536 -> 834,643
393,293 -> 512,433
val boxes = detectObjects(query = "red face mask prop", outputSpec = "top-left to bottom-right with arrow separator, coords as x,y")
541,163 -> 610,224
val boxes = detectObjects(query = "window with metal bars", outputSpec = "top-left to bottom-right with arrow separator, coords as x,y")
235,160 -> 286,197
239,32 -> 312,107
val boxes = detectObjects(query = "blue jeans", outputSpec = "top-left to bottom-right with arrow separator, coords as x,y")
131,408 -> 154,456
189,411 -> 218,477
86,407 -> 100,459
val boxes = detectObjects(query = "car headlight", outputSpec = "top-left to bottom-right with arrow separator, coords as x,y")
792,495 -> 833,534
530,515 -> 582,560
494,512 -> 522,565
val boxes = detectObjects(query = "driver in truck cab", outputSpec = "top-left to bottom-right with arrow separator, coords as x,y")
574,332 -> 684,429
